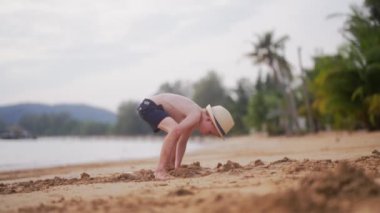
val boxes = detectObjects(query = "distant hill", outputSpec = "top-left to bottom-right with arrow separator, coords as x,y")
0,103 -> 117,125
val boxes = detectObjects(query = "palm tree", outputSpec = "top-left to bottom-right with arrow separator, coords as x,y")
247,31 -> 300,135
247,32 -> 291,82
310,2 -> 380,130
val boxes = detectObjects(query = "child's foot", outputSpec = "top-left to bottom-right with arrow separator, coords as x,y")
154,170 -> 173,180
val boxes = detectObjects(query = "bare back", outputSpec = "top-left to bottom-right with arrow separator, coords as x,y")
150,93 -> 202,123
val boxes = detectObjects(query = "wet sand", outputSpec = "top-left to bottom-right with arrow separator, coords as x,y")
0,131 -> 380,213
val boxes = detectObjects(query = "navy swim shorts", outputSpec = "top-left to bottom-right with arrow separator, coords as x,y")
137,99 -> 169,132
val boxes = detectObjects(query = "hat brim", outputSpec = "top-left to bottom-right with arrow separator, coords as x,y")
206,105 -> 224,139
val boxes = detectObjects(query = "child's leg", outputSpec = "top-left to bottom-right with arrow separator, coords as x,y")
155,117 -> 180,179
169,144 -> 176,170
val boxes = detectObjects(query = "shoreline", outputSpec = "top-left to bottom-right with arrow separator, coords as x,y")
0,131 -> 378,180
0,137 -> 209,180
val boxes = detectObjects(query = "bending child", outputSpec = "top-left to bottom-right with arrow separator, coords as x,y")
137,93 -> 234,180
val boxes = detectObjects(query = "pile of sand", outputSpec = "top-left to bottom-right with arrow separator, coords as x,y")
0,169 -> 155,194
216,160 -> 243,172
200,158 -> 380,213
169,161 -> 212,178
270,162 -> 380,213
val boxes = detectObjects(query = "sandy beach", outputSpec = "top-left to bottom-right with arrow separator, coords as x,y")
1,131 -> 380,213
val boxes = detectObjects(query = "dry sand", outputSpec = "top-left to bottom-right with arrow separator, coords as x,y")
0,131 -> 380,213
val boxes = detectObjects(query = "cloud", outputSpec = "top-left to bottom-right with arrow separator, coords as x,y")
0,0 -> 363,111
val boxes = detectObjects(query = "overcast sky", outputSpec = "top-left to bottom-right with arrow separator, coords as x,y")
1,0 -> 363,112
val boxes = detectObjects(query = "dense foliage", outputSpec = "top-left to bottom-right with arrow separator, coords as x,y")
308,1 -> 380,130
244,0 -> 380,134
18,113 -> 111,136
114,101 -> 151,135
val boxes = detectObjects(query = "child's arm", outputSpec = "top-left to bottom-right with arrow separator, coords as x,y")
173,111 -> 200,168
175,128 -> 192,168
176,111 -> 201,132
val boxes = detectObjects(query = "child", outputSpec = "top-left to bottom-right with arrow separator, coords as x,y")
137,93 -> 234,180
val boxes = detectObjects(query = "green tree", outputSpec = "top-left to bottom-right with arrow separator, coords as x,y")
247,31 -> 300,135
245,74 -> 284,135
365,0 -> 380,25
229,78 -> 252,135
115,101 -> 151,135
345,2 -> 380,129
192,71 -> 231,107
247,32 -> 292,82
298,47 -> 316,133
78,122 -> 112,135
19,113 -> 79,136
309,1 -> 380,130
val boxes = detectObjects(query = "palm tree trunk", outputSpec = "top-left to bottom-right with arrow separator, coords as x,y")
270,64 -> 293,135
298,47 -> 315,132
287,88 -> 300,133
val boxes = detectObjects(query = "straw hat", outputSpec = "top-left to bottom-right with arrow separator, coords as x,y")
206,105 -> 235,138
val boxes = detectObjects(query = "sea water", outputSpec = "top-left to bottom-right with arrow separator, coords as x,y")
0,137 -> 203,172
